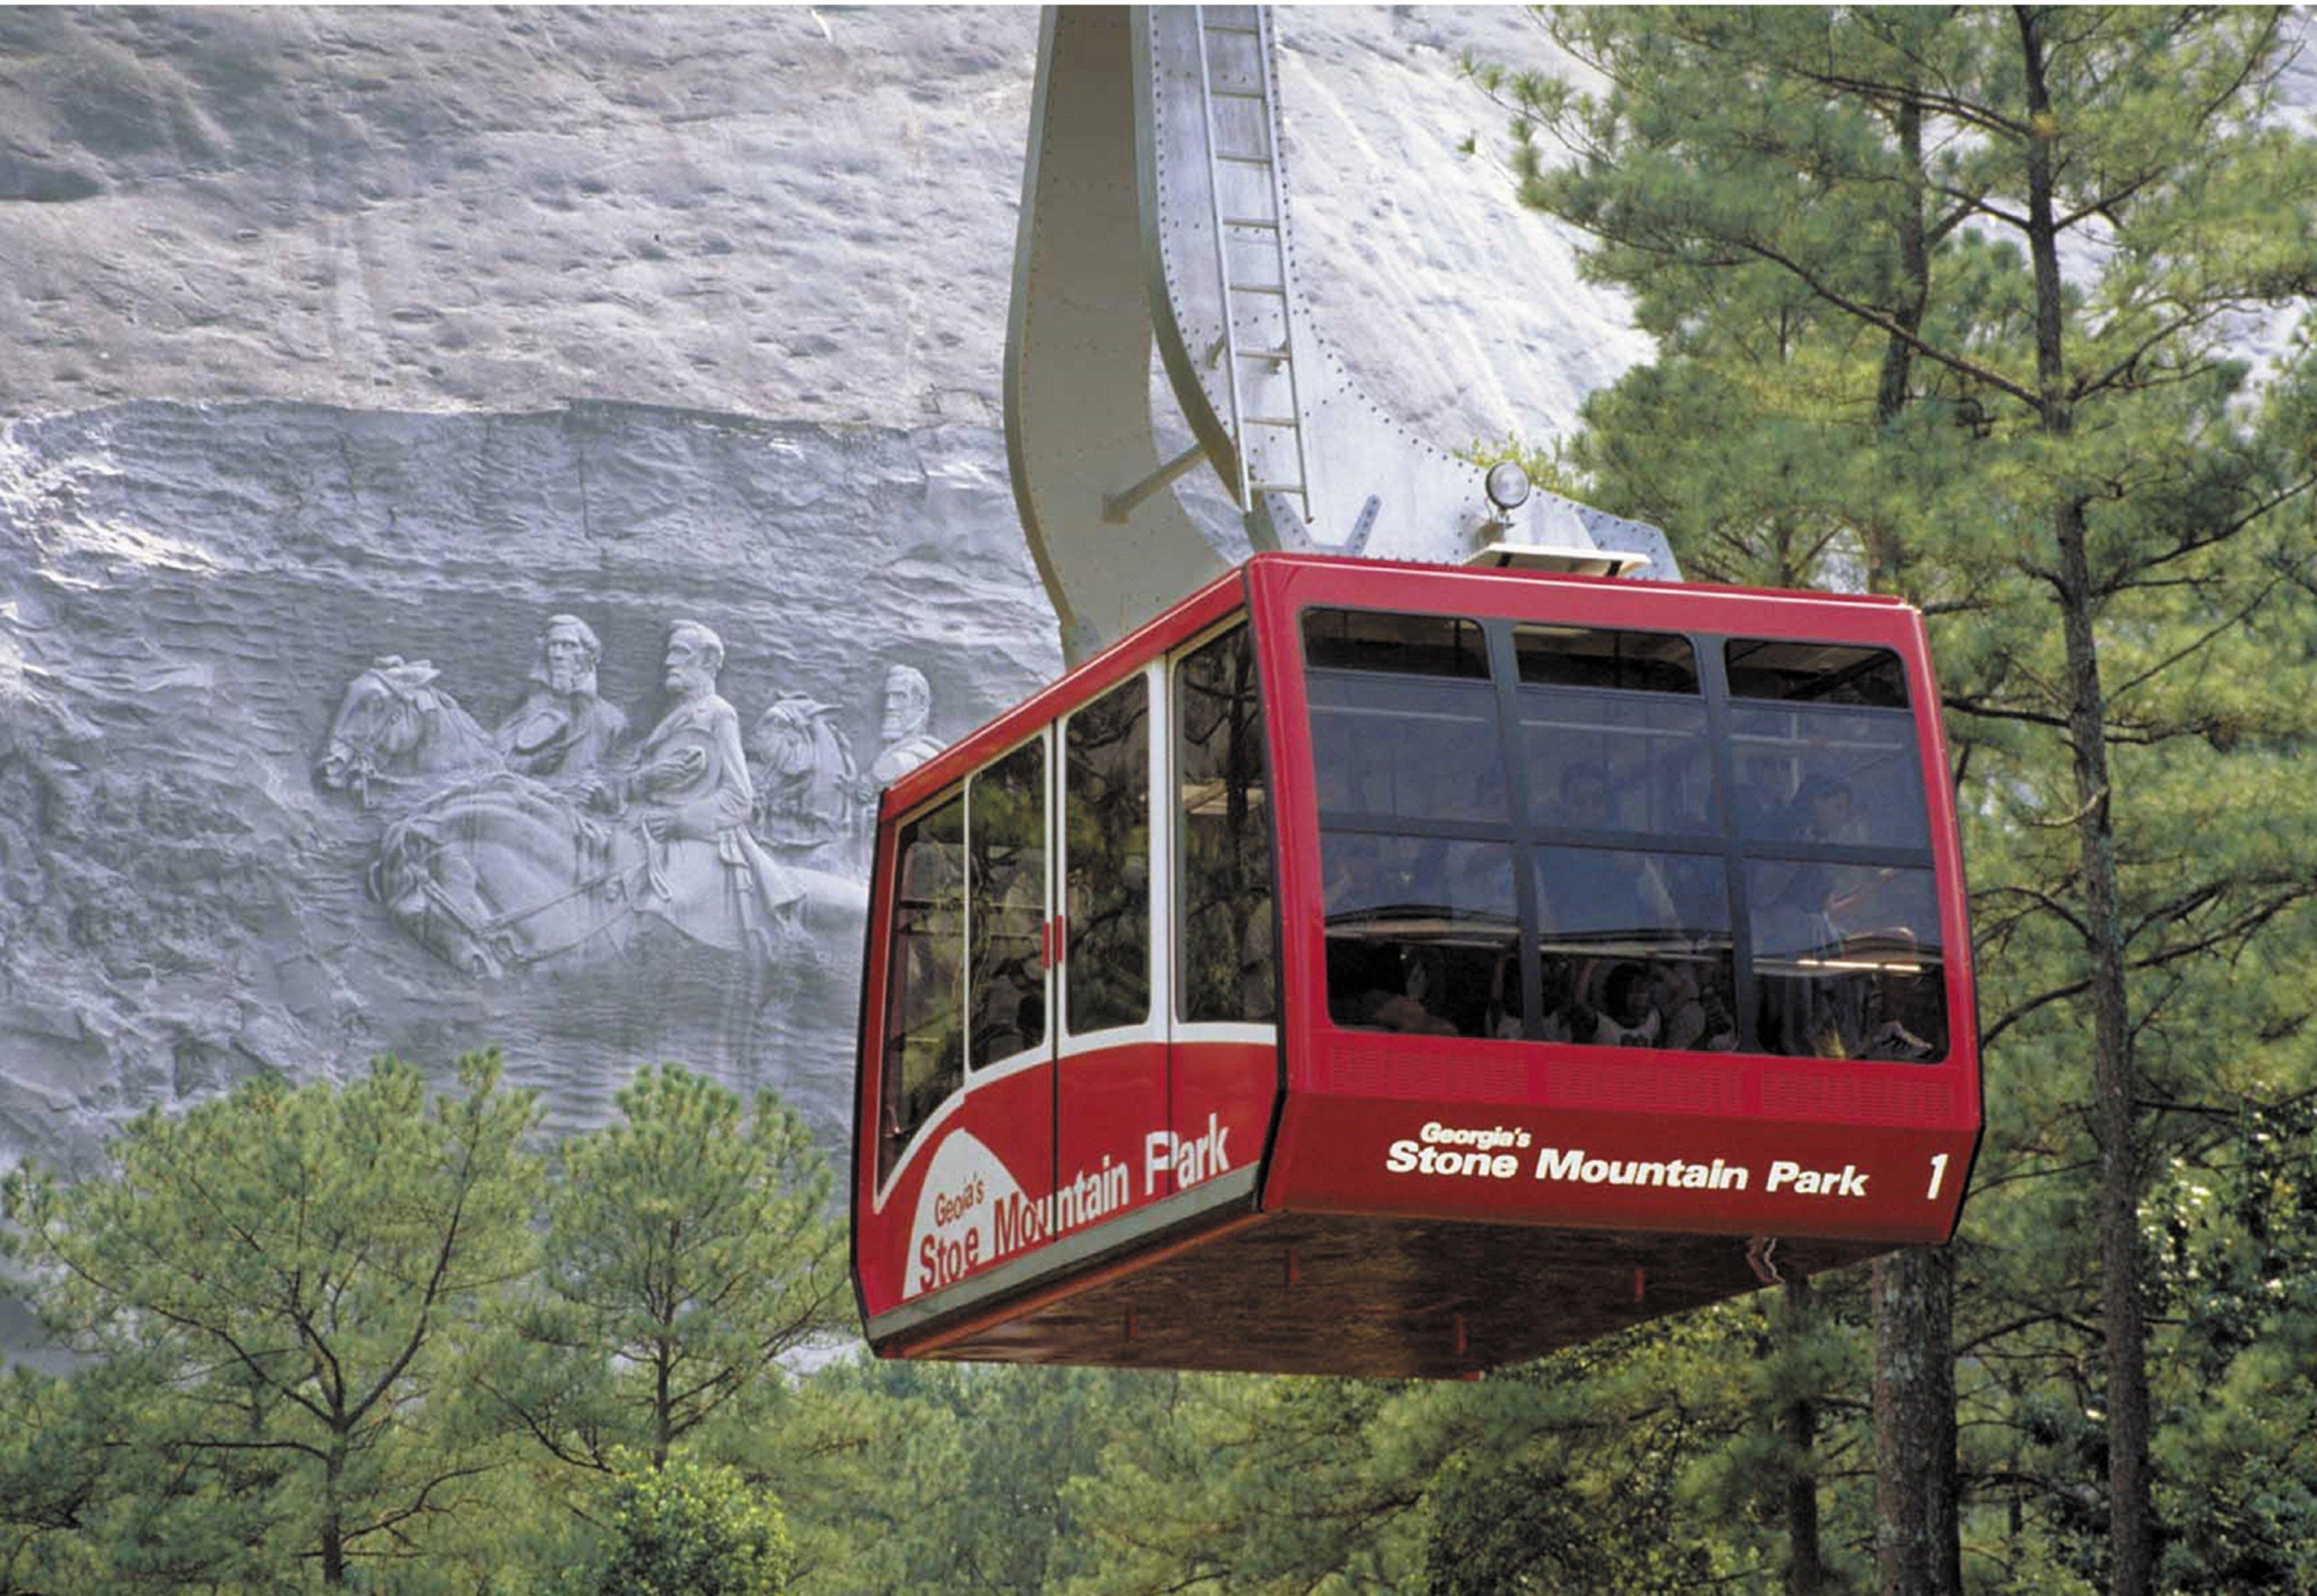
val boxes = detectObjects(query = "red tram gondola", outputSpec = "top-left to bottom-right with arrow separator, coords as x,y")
851,553 -> 1979,1377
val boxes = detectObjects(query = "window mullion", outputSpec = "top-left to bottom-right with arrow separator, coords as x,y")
1699,632 -> 1760,1054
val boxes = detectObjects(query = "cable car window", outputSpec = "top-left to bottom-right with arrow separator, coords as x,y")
1533,844 -> 1736,1050
1515,623 -> 1699,694
1514,624 -> 1714,841
882,793 -> 964,1178
1177,625 -> 1277,1025
1727,703 -> 1930,853
1304,609 -> 1508,827
968,739 -> 1046,1069
1303,608 -> 1488,677
1323,833 -> 1517,1038
1725,638 -> 1910,707
1746,862 -> 1947,1060
1066,675 -> 1150,1034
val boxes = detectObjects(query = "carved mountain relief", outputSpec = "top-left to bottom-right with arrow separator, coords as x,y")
0,402 -> 1055,1168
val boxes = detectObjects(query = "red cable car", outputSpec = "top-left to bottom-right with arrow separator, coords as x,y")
851,553 -> 1979,1377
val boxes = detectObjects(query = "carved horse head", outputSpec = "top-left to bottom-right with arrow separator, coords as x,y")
749,694 -> 859,840
317,658 -> 495,804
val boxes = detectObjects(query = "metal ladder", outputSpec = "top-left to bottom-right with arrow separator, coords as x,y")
1193,5 -> 1312,519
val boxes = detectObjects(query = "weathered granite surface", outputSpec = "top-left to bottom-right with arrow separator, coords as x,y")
0,7 -> 1648,441
0,5 -> 1647,1180
0,402 -> 1061,1168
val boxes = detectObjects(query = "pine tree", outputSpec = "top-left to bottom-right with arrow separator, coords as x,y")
1481,8 -> 2317,1592
1,1052 -> 541,1588
480,1066 -> 849,1476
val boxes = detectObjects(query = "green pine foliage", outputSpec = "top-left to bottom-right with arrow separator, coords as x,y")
561,1453 -> 796,1596
477,1065 -> 851,1478
2,1052 -> 543,1590
0,1058 -> 862,1591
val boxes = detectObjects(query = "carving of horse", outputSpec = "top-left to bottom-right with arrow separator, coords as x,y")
371,771 -> 870,978
369,772 -> 646,976
749,695 -> 863,874
323,660 -> 868,974
317,658 -> 501,804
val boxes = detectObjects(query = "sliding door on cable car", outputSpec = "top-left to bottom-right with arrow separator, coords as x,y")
1055,668 -> 1162,1230
857,596 -> 1288,1347
871,731 -> 1055,1303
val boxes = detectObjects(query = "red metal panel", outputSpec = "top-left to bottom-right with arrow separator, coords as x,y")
1262,1061 -> 1974,1244
857,1062 -> 1059,1320
1257,943 -> 1975,1245
859,1038 -> 1273,1337
1168,1039 -> 1279,1200
1059,1040 -> 1172,1204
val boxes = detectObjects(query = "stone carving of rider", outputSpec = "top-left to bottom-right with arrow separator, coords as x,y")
749,694 -> 860,865
869,664 -> 946,786
495,613 -> 629,781
587,621 -> 803,947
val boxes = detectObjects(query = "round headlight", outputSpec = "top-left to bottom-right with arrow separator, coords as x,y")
1485,460 -> 1532,513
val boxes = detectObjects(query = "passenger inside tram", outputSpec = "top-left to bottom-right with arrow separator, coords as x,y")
1789,774 -> 1862,845
1650,958 -> 1738,1052
1539,765 -> 1679,932
1322,832 -> 1512,1038
1591,961 -> 1662,1048
1732,752 -> 1795,836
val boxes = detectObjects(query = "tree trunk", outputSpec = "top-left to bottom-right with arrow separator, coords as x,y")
1869,82 -> 1965,1596
1874,1247 -> 1961,1596
2055,491 -> 2154,1596
1782,1276 -> 1830,1595
322,1444 -> 348,1585
655,1341 -> 675,1470
2015,12 -> 2153,1594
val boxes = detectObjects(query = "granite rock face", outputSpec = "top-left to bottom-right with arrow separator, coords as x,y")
0,6 -> 1642,1176
0,402 -> 1059,1168
0,7 -> 1644,440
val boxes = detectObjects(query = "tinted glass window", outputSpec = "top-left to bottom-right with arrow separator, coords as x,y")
1304,608 -> 1488,678
1066,675 -> 1150,1033
1305,610 -> 1507,827
1729,704 -> 1928,851
1516,626 -> 1712,841
1725,638 -> 1910,707
1309,673 -> 1508,827
1516,623 -> 1699,694
1323,833 -> 1516,1038
1177,626 -> 1277,1025
1522,696 -> 1714,841
1533,845 -> 1737,1051
1294,610 -> 1949,1064
882,794 -> 964,1178
969,739 -> 1046,1069
1746,862 -> 1947,1060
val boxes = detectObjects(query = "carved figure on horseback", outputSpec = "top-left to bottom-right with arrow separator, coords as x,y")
749,693 -> 865,876
316,657 -> 501,804
319,621 -> 862,976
